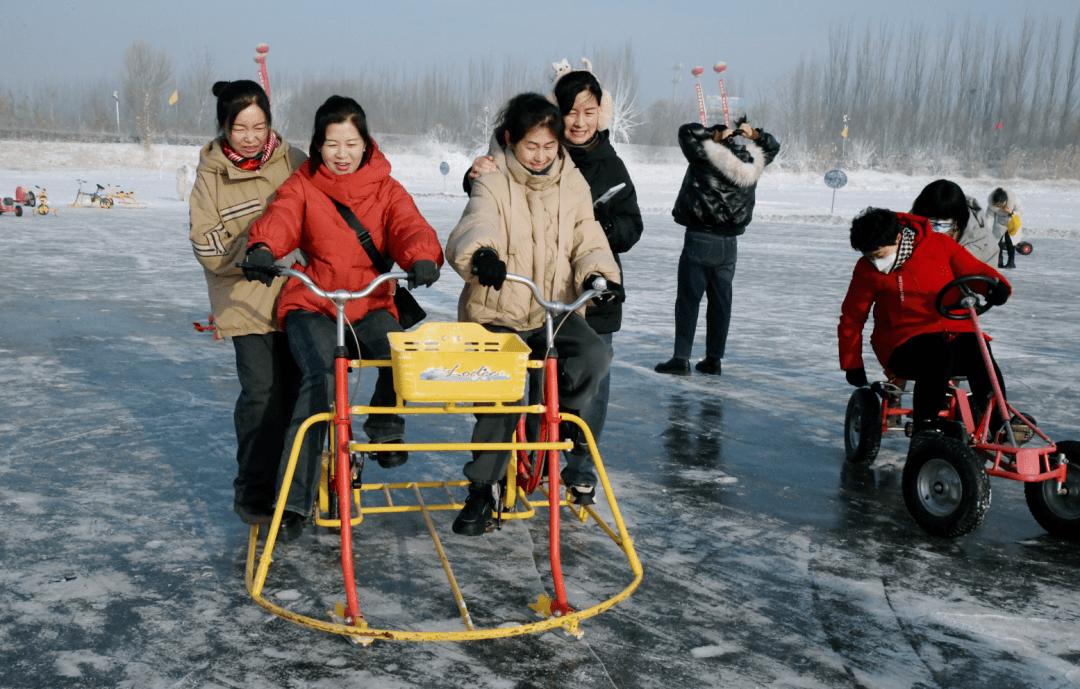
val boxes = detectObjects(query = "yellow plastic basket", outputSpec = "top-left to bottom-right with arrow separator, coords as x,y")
388,322 -> 531,403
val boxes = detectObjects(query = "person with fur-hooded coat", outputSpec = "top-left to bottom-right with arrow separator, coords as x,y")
655,118 -> 781,377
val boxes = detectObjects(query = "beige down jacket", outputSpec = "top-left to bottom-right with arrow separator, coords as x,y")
189,137 -> 307,338
446,142 -> 620,331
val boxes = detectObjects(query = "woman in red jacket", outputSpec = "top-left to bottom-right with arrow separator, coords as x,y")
838,208 -> 1011,438
244,96 -> 444,541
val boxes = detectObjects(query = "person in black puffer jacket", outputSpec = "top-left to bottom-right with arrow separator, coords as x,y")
655,118 -> 780,377
464,59 -> 642,504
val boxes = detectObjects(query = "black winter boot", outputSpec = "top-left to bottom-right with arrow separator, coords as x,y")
452,483 -> 497,536
655,357 -> 691,376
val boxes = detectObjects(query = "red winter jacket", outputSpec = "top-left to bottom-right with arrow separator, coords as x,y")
249,141 -> 443,326
838,212 -> 1010,373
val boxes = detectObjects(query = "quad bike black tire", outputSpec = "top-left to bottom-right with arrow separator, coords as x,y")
844,388 -> 882,464
1025,440 -> 1080,541
14,205 -> 22,217
1016,242 -> 1033,255
2,197 -> 12,206
903,435 -> 991,538
25,191 -> 35,207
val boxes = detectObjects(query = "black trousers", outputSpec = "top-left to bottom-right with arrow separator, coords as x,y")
232,332 -> 301,509
998,234 -> 1015,266
887,331 -> 1006,428
465,313 -> 611,486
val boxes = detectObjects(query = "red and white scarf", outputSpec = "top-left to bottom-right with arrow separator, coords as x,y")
221,131 -> 279,171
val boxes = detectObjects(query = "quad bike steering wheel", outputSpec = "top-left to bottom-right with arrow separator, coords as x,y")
934,274 -> 1000,320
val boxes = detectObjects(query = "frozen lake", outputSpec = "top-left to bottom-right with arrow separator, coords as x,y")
2,143 -> 1080,688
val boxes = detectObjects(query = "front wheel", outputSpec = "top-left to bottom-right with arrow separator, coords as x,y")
25,191 -> 35,207
1016,241 -> 1033,256
844,388 -> 882,464
1025,440 -> 1080,540
14,205 -> 22,217
903,435 -> 991,538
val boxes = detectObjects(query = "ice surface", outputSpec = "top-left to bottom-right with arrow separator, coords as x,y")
1,139 -> 1079,688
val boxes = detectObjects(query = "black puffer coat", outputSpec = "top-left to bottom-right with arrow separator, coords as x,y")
462,129 -> 642,334
671,123 -> 780,236
565,130 -> 642,334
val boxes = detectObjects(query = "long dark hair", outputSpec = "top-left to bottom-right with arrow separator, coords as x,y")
212,80 -> 271,134
494,93 -> 564,146
910,179 -> 970,235
308,95 -> 373,171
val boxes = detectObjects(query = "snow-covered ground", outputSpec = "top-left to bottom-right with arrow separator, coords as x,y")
2,138 -> 1080,688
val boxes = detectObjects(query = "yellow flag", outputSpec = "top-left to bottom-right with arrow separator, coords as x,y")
841,125 -> 849,138
168,90 -> 178,105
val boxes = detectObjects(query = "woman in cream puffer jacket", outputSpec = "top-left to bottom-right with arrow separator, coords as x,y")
445,92 -> 620,535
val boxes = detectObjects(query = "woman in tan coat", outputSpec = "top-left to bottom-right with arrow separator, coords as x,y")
189,80 -> 306,526
445,92 -> 621,535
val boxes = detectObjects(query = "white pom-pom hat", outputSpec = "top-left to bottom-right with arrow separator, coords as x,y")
548,57 -> 613,132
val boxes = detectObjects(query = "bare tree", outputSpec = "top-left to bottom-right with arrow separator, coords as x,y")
182,49 -> 217,136
121,40 -> 174,147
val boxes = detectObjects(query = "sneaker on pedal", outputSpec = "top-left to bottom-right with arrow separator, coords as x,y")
277,511 -> 306,543
233,500 -> 273,525
452,483 -> 497,536
567,484 -> 596,506
371,439 -> 408,468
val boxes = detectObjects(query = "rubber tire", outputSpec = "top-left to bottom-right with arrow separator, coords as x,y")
2,198 -> 12,206
844,388 -> 882,464
1016,242 -> 1033,256
1025,440 -> 1080,540
101,197 -> 113,208
14,205 -> 22,217
903,435 -> 991,538
25,191 -> 35,207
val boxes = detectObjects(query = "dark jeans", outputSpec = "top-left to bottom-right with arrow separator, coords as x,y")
998,233 -> 1015,266
673,232 -> 737,360
232,332 -> 301,509
887,332 -> 1006,428
279,309 -> 404,516
465,313 -> 611,486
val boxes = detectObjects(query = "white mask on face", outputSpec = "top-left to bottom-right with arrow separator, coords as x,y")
930,219 -> 954,233
870,254 -> 897,273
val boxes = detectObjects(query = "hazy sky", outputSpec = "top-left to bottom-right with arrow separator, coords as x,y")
4,0 -> 1076,105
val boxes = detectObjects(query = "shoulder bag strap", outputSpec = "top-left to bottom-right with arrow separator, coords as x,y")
331,199 -> 392,274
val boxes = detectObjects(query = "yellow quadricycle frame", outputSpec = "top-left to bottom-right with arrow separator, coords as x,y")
245,323 -> 642,644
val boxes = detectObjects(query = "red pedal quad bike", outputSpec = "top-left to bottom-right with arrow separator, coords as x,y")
240,265 -> 641,644
0,197 -> 23,216
14,186 -> 36,207
844,275 -> 1080,539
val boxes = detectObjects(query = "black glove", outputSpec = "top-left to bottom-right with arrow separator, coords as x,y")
586,275 -> 625,304
986,278 -> 1010,306
407,259 -> 440,289
241,246 -> 276,287
472,248 -> 506,290
845,368 -> 868,388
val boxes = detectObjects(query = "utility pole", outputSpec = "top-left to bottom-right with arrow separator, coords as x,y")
670,63 -> 683,102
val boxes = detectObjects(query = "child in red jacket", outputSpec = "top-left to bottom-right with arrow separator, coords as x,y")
838,208 -> 1011,437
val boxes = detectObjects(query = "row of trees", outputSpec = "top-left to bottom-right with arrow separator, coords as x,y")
753,13 -> 1080,178
2,13 -> 1080,179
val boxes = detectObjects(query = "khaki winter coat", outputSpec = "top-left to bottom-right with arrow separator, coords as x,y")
446,142 -> 620,332
189,137 -> 307,338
